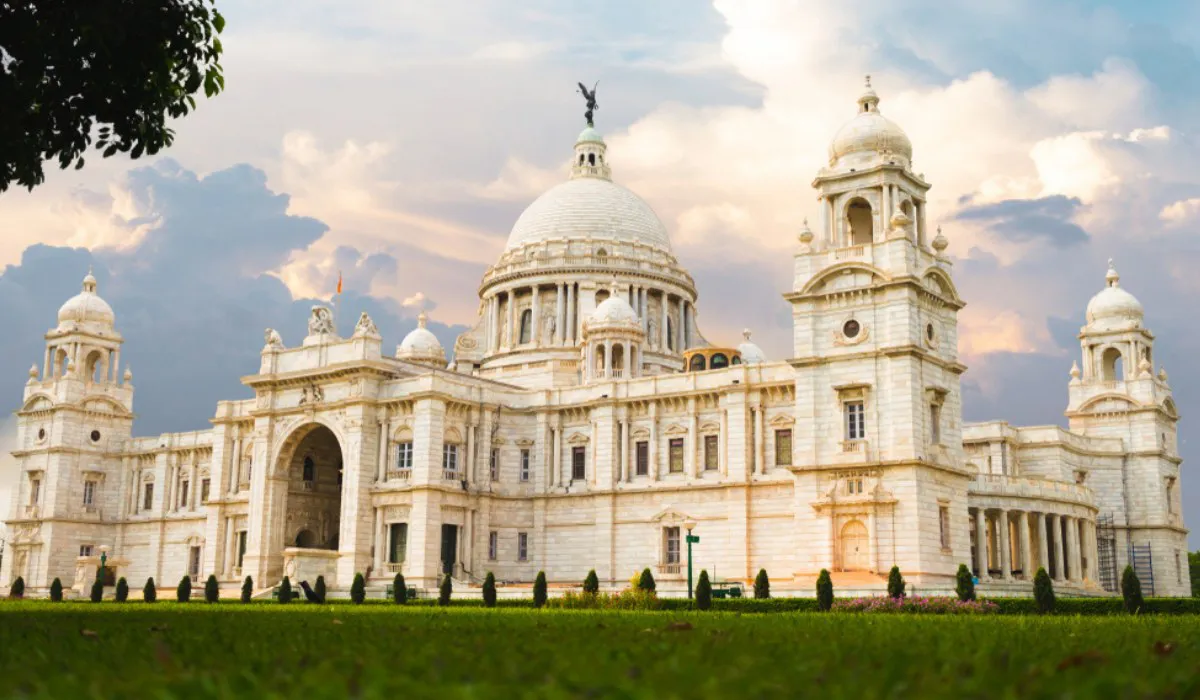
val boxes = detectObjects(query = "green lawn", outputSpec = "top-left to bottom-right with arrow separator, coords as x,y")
1,603 -> 1197,698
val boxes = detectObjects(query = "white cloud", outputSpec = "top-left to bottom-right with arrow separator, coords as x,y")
1160,198 -> 1200,226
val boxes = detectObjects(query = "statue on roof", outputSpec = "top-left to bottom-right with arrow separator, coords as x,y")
577,81 -> 598,127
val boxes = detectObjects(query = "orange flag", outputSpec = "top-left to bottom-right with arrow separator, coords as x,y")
336,271 -> 343,295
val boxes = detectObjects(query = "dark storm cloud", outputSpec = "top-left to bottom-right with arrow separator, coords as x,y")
955,195 -> 1090,248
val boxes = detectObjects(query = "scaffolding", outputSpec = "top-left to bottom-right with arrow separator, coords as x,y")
1128,543 -> 1155,597
1096,514 -> 1118,593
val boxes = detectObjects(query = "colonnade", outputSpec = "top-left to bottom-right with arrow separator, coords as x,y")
970,507 -> 1096,584
42,341 -> 122,383
818,188 -> 926,248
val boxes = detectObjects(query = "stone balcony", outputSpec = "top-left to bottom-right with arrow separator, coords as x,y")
968,474 -> 1094,509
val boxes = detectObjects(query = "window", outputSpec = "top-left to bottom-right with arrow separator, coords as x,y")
939,506 -> 951,549
710,353 -> 729,369
82,480 -> 97,507
845,401 -> 866,440
571,446 -> 586,481
443,444 -> 459,475
704,435 -> 719,471
188,546 -> 201,578
774,429 -> 792,466
29,478 -> 40,505
664,527 -> 681,565
200,478 -> 210,503
79,544 -> 94,557
179,480 -> 190,509
143,482 -> 155,511
489,448 -> 499,481
1166,478 -> 1177,514
520,449 -> 531,482
845,477 -> 864,495
519,309 -> 532,345
488,531 -> 498,561
302,456 -> 315,482
517,532 -> 529,561
236,531 -> 248,569
843,319 -> 860,338
930,403 -> 942,444
389,523 -> 408,564
689,355 -> 706,371
635,441 -> 649,476
396,442 -> 413,470
667,438 -> 684,473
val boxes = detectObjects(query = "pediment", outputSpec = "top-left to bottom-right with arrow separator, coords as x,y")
21,395 -> 54,412
651,506 -> 694,525
664,424 -> 688,437
768,414 -> 795,427
566,431 -> 590,445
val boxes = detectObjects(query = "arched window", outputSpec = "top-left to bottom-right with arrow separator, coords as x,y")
612,344 -> 625,374
588,153 -> 596,166
689,354 -> 706,371
579,154 -> 585,165
595,344 -> 606,376
731,356 -> 742,365
595,289 -> 610,305
519,309 -> 533,345
295,529 -> 317,548
55,348 -> 69,378
302,456 -> 315,482
84,350 -> 104,383
847,198 -> 873,245
710,353 -> 729,369
1101,347 -> 1124,381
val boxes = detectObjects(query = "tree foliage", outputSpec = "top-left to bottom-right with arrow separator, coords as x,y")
438,574 -> 452,606
483,572 -> 497,608
177,575 -> 192,603
8,576 -> 24,599
0,0 -> 227,191
315,576 -> 327,604
115,577 -> 129,603
49,577 -> 63,602
583,570 -> 600,595
1121,565 -> 1144,614
393,574 -> 407,604
695,570 -> 712,611
90,579 -> 104,603
955,564 -> 976,602
887,566 -> 905,599
143,577 -> 157,603
638,568 -> 657,594
351,573 -> 365,605
533,571 -> 548,608
754,569 -> 770,599
240,576 -> 253,604
816,569 -> 834,611
205,575 -> 219,603
1033,567 -> 1055,614
278,577 -> 292,605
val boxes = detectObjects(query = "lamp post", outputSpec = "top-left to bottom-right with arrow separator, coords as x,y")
684,519 -> 699,599
98,545 -> 109,586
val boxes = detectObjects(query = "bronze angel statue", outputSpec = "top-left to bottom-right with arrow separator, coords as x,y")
577,81 -> 598,127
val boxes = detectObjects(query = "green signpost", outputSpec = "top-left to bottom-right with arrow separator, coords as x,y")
686,522 -> 700,599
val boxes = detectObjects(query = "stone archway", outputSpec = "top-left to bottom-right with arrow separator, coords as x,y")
280,424 -> 344,552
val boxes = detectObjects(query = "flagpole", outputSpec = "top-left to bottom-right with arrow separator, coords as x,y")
334,269 -> 342,336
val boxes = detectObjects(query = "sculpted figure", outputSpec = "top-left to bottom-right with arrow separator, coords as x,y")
353,311 -> 379,338
308,306 -> 335,336
264,328 -> 284,348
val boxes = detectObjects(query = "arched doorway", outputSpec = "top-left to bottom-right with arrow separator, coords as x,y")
281,424 -> 344,553
847,198 -> 873,246
840,520 -> 869,572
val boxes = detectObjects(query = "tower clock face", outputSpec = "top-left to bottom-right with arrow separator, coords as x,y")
843,320 -> 860,339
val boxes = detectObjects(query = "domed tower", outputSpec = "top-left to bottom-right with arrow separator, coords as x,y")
396,312 -> 447,369
581,284 -> 645,382
1067,261 -> 1188,595
2,269 -> 133,592
453,108 -> 705,387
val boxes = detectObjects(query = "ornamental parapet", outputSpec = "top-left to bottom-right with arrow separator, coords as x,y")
968,474 -> 1095,510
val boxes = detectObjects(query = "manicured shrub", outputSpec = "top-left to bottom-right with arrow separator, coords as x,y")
90,579 -> 103,603
392,573 -> 407,604
1122,565 -> 1144,614
483,572 -> 497,607
438,574 -> 452,606
833,596 -> 999,614
816,569 -> 834,611
205,575 -> 219,603
533,571 -> 548,608
49,577 -> 63,602
115,577 -> 129,602
176,575 -> 192,603
695,570 -> 712,611
315,575 -> 327,604
551,589 -> 659,611
955,564 -> 976,602
143,577 -> 157,603
1033,567 -> 1055,614
278,576 -> 292,605
9,577 -> 24,599
583,569 -> 600,595
350,573 -> 365,605
638,568 -> 657,594
241,576 -> 253,603
754,569 -> 770,599
887,566 -> 906,599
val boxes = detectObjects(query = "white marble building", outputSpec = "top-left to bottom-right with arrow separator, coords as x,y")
2,80 -> 1190,597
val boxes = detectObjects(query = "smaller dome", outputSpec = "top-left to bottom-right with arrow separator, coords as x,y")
577,126 -> 604,144
737,329 -> 766,364
589,293 -> 640,327
828,76 -> 913,169
396,312 -> 446,366
1086,260 -> 1143,331
57,268 -> 115,329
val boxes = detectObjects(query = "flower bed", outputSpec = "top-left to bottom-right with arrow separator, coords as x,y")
832,596 -> 999,615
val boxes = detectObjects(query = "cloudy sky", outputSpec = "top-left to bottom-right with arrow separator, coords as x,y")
2,0 -> 1199,544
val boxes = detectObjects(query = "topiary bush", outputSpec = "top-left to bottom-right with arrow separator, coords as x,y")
816,569 -> 833,611
143,577 -> 157,603
955,564 -> 976,602
638,568 -> 657,594
49,577 -> 63,602
583,569 -> 600,595
393,573 -> 407,604
1033,567 -> 1055,614
315,575 -> 327,604
483,571 -> 497,607
176,575 -> 192,603
438,574 -> 452,606
205,575 -> 219,603
9,577 -> 24,599
1122,565 -> 1144,614
115,577 -> 129,603
241,576 -> 253,603
278,576 -> 292,605
887,566 -> 905,599
695,570 -> 712,611
754,569 -> 770,599
534,571 -> 548,608
90,579 -> 103,603
350,573 -> 365,605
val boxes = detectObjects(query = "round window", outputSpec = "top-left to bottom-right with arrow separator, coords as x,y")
90,430 -> 101,443
926,323 -> 935,341
843,320 -> 861,338
37,427 -> 46,441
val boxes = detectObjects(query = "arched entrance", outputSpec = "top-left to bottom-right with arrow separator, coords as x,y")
840,520 -> 869,572
282,424 -> 343,552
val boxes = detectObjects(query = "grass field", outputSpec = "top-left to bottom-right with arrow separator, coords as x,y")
1,603 -> 1197,698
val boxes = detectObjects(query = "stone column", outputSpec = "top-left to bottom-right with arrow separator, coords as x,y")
1018,511 -> 1033,578
552,421 -> 562,488
674,301 -> 683,352
224,517 -> 236,577
998,509 -> 1012,581
566,284 -> 576,345
974,508 -> 988,579
465,418 -> 475,486
1051,514 -> 1065,581
603,340 -> 612,377
555,284 -> 565,345
1067,516 -> 1082,582
189,459 -> 199,511
868,510 -> 879,573
639,287 -> 648,334
620,415 -> 630,483
373,507 -> 384,574
531,284 -> 541,347
686,398 -> 698,479
753,406 -> 765,475
1036,513 -> 1049,573
376,418 -> 388,482
648,403 -> 659,482
660,292 -> 669,350
112,349 -> 121,383
719,408 -> 728,476
507,288 -> 518,350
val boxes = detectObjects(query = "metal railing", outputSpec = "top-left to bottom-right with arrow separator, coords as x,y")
443,469 -> 462,481
841,440 -> 866,454
384,562 -> 405,574
656,563 -> 682,575
387,468 -> 412,482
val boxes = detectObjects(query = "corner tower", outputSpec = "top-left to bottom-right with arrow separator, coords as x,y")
785,78 -> 970,586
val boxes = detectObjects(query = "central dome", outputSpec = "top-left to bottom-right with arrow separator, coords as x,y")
505,178 -> 672,252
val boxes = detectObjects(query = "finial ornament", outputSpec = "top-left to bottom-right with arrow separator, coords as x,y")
577,81 -> 599,127
1106,258 -> 1120,287
865,74 -> 871,88
417,311 -> 428,329
743,329 -> 752,341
